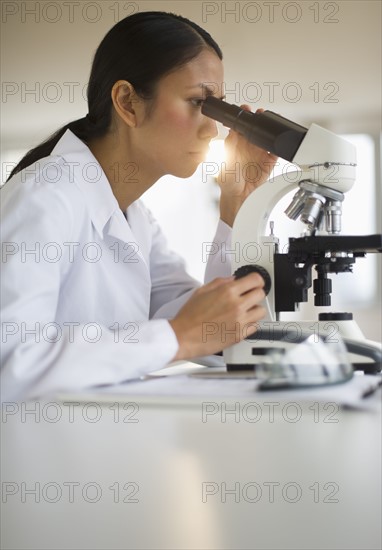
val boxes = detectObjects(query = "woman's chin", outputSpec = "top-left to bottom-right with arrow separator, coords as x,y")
172,162 -> 202,179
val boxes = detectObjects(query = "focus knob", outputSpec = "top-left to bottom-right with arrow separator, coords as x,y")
233,265 -> 272,295
313,277 -> 332,306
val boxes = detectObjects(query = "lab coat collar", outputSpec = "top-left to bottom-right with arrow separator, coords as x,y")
51,129 -> 123,240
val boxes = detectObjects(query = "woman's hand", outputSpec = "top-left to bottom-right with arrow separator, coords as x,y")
218,106 -> 278,227
169,273 -> 266,361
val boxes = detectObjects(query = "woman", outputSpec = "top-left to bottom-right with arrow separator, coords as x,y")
1,11 -> 277,401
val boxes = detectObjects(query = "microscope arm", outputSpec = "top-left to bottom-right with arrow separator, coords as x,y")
230,170 -> 310,320
231,169 -> 309,239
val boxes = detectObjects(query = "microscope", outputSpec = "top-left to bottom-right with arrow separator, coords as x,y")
202,97 -> 382,374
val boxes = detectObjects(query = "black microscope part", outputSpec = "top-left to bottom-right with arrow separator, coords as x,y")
201,96 -> 308,162
274,234 -> 382,312
233,265 -> 272,295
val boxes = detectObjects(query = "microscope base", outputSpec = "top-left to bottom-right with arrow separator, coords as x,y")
223,319 -> 382,375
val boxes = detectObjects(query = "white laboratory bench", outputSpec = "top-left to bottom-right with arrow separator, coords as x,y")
1,379 -> 381,550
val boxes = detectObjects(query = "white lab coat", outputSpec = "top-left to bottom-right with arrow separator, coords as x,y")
1,130 -> 232,401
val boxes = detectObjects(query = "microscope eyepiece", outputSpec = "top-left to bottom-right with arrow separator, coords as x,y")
201,96 -> 308,162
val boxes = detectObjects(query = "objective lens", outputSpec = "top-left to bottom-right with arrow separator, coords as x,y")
285,189 -> 306,220
325,200 -> 342,234
300,194 -> 326,226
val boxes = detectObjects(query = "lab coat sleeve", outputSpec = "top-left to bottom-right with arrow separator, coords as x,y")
146,206 -> 201,319
0,178 -> 179,402
203,219 -> 233,283
147,206 -> 232,319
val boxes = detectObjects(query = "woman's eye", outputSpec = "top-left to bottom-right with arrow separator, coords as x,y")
190,98 -> 205,108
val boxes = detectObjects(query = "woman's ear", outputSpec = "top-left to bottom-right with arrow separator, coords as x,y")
111,80 -> 142,128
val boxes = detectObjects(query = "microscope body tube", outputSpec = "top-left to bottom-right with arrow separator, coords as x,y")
201,96 -> 308,162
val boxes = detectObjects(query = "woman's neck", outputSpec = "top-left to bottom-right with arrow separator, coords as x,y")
87,130 -> 158,211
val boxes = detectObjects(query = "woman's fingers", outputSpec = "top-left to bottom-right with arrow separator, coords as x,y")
234,272 -> 265,295
169,272 -> 267,361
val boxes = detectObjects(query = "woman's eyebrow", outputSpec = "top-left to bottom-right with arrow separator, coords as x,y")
186,84 -> 225,99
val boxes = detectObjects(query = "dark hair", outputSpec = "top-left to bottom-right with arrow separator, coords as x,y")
7,11 -> 222,181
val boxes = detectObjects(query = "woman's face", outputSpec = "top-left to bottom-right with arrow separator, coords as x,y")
133,48 -> 225,179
